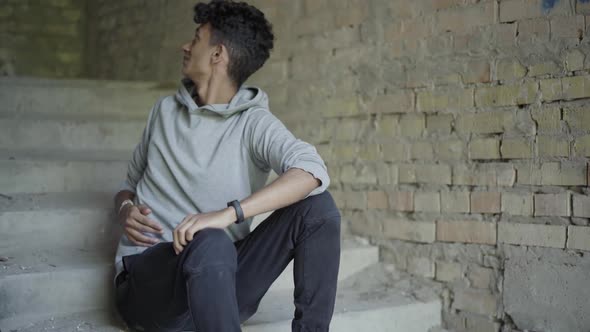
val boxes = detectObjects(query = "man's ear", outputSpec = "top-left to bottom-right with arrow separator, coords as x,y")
212,44 -> 230,65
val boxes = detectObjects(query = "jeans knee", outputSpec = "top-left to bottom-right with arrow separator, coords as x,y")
292,190 -> 341,220
182,228 -> 237,274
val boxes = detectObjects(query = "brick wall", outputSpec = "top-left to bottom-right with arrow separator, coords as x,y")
13,0 -> 590,330
0,0 -> 86,77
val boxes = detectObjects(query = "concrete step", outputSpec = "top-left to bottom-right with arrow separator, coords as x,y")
0,157 -> 127,194
3,264 -> 442,332
0,187 -> 279,252
0,239 -> 378,329
0,192 -> 118,251
245,264 -> 442,332
0,116 -> 146,151
0,77 -> 173,118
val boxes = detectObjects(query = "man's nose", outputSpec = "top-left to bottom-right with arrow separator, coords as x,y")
181,42 -> 190,52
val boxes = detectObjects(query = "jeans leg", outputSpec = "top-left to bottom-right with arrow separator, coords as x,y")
114,229 -> 241,332
234,190 -> 341,331
182,228 -> 241,332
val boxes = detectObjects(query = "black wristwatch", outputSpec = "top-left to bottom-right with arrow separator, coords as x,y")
227,200 -> 245,224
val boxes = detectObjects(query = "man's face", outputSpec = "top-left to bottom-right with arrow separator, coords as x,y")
181,23 -> 216,79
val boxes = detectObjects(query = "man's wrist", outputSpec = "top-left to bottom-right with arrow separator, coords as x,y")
223,206 -> 238,224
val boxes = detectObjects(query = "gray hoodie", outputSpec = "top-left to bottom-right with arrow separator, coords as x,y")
113,78 -> 330,287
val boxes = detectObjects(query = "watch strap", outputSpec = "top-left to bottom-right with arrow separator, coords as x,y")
227,200 -> 245,224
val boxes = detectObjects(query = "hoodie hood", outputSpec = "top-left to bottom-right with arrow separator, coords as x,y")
175,77 -> 269,118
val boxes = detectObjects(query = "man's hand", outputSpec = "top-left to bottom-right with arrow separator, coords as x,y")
173,208 -> 236,255
119,204 -> 164,247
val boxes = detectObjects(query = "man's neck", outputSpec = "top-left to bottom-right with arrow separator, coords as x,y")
192,75 -> 237,106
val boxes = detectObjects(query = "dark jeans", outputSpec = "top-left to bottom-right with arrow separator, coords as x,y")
115,190 -> 341,332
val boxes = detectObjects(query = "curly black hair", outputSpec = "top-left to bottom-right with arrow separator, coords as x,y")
193,0 -> 274,87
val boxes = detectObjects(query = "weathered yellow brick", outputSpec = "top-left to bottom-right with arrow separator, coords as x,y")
531,106 -> 561,133
399,114 -> 425,137
516,162 -> 587,186
410,141 -> 434,160
426,113 -> 453,135
334,5 -> 368,28
435,1 -> 496,33
417,88 -> 473,112
381,142 -> 407,161
340,164 -> 377,184
455,111 -> 514,134
564,106 -> 590,130
562,75 -> 590,100
496,58 -> 526,81
49,0 -> 74,7
434,140 -> 464,160
377,114 -> 400,139
453,289 -> 497,316
375,163 -> 398,185
537,136 -> 569,157
342,190 -> 367,210
367,191 -> 389,209
316,144 -> 332,163
407,257 -> 435,278
471,192 -> 501,213
541,75 -> 590,101
527,61 -> 560,77
469,138 -> 501,159
0,6 -> 13,18
358,144 -> 380,161
453,164 -> 495,186
461,59 -> 491,83
574,135 -> 590,156
475,82 -> 537,107
491,22 -> 517,47
465,314 -> 501,332
467,266 -> 494,289
540,162 -> 587,185
567,225 -> 590,250
534,192 -> 571,216
539,78 -> 562,101
441,191 -> 470,213
334,118 -> 361,141
498,222 -> 566,248
502,192 -> 534,216
45,24 -> 79,37
435,261 -> 462,282
501,137 -> 533,158
349,211 -> 382,237
398,164 -> 416,183
383,219 -> 436,243
518,19 -> 550,45
333,145 -> 357,161
414,164 -> 452,184
437,220 -> 497,244
572,194 -> 590,218
550,15 -> 585,39
61,9 -> 82,21
320,98 -> 359,118
414,191 -> 440,212
565,49 -> 585,72
389,191 -> 413,211
369,90 -> 414,113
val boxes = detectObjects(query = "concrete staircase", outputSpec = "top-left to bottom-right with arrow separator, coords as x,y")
0,77 -> 444,332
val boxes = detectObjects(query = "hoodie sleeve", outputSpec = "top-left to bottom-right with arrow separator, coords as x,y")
246,109 -> 330,198
117,101 -> 161,193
